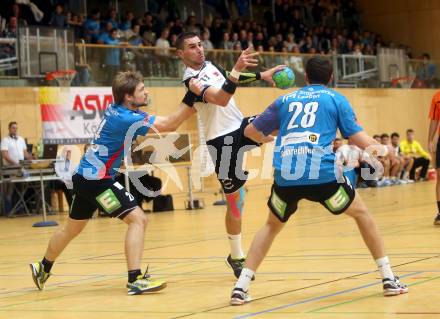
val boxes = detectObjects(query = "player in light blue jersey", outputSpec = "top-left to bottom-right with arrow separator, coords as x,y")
229,57 -> 408,305
30,71 -> 198,295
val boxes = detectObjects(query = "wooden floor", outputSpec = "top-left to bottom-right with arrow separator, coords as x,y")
1,181 -> 439,319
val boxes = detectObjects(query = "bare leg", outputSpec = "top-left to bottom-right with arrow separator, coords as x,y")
244,211 -> 285,271
390,158 -> 401,178
122,207 -> 148,271
45,217 -> 88,261
404,157 -> 414,177
344,192 -> 385,259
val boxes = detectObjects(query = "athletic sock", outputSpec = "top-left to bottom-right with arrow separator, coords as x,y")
128,269 -> 142,283
228,233 -> 245,259
234,268 -> 254,292
375,256 -> 395,280
437,201 -> 440,214
41,257 -> 54,273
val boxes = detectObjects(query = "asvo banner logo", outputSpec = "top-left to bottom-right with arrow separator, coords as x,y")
71,94 -> 113,120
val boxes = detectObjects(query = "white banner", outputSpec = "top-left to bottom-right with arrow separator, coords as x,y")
40,87 -> 113,144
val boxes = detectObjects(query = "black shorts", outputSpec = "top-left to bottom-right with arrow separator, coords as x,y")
436,139 -> 440,168
268,177 -> 356,223
70,174 -> 138,220
206,116 -> 260,194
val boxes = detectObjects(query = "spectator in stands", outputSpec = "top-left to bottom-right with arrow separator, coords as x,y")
185,15 -> 199,34
209,17 -> 223,48
300,35 -> 314,53
106,9 -> 119,29
83,9 -> 101,43
97,21 -> 113,44
155,28 -> 170,56
127,25 -> 142,46
10,3 -> 28,27
103,28 -> 120,84
124,23 -> 140,41
373,134 -> 381,143
390,132 -> 414,182
400,129 -> 430,181
119,11 -> 134,31
3,16 -> 17,38
416,53 -> 438,88
201,30 -> 214,50
49,4 -> 66,27
381,133 -> 405,184
67,12 -> 83,39
220,32 -> 233,50
284,34 -> 297,52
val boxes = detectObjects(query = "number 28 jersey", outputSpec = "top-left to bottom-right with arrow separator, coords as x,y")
253,84 -> 363,186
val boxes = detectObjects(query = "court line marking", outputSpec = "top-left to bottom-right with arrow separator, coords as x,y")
232,254 -> 440,318
170,253 -> 440,319
232,271 -> 421,319
309,273 -> 440,313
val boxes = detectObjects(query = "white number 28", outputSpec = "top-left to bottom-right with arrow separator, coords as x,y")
287,101 -> 319,130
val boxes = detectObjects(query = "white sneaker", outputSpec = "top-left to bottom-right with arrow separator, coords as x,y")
383,276 -> 408,296
230,288 -> 251,305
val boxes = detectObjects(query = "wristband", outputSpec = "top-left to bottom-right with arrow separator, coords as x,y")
182,90 -> 197,107
221,79 -> 237,94
229,68 -> 240,79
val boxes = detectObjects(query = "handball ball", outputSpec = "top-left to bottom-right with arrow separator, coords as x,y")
272,67 -> 295,89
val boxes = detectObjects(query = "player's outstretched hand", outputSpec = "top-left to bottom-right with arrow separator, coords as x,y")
188,78 -> 205,95
261,65 -> 287,87
233,47 -> 259,72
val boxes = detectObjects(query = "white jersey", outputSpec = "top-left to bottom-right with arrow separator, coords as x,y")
182,61 -> 243,141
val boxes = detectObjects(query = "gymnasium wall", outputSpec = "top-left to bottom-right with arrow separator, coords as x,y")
0,87 -> 434,146
358,0 -> 440,60
0,87 -> 435,193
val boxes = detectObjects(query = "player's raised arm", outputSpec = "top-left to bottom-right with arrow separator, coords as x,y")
192,47 -> 259,107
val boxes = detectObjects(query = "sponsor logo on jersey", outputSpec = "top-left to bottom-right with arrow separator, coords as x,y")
281,131 -> 320,146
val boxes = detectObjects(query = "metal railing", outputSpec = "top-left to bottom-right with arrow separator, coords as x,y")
0,38 -> 18,76
1,39 -> 440,89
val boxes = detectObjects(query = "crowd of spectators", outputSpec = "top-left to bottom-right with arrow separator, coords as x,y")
0,0 -> 437,85
0,0 -> 414,57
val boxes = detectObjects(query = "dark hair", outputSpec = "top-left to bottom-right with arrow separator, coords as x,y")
391,132 -> 399,139
422,53 -> 430,60
176,32 -> 199,50
8,121 -> 17,128
334,138 -> 342,142
373,134 -> 380,139
112,71 -> 143,104
380,133 -> 389,139
406,129 -> 414,134
305,56 -> 333,85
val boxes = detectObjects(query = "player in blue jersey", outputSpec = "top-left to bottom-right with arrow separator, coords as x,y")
30,71 -> 198,295
229,57 -> 408,305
